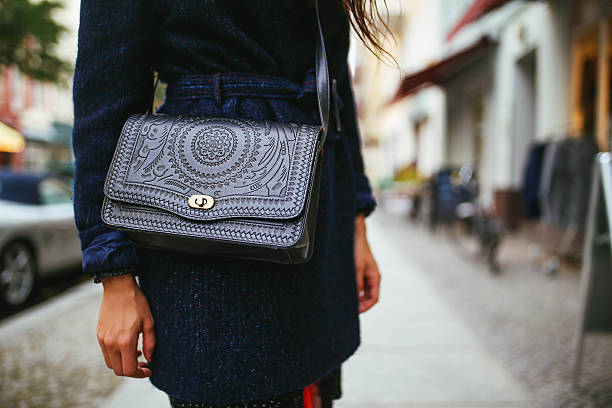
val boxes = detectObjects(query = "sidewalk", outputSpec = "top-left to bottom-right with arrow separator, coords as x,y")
103,212 -> 536,408
0,280 -> 120,407
335,212 -> 535,408
0,211 -> 537,407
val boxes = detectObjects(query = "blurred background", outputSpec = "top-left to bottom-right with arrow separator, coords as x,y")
2,0 -> 612,407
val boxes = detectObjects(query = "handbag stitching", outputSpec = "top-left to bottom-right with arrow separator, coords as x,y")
102,198 -> 303,246
104,115 -> 320,221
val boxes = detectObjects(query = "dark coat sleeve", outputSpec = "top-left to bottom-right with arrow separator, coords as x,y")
72,0 -> 155,282
336,64 -> 377,217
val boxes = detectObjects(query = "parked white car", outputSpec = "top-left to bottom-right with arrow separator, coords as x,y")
0,172 -> 81,307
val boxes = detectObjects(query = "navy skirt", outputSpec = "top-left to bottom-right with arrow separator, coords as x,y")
137,72 -> 360,405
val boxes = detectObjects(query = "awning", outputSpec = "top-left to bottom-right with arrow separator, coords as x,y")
391,36 -> 493,103
446,0 -> 513,41
0,121 -> 25,153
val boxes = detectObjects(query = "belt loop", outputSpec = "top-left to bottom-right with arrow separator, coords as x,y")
212,73 -> 223,106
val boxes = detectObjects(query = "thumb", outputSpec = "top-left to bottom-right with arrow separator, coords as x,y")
142,315 -> 156,363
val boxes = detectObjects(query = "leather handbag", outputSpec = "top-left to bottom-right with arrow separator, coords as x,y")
100,0 -> 330,264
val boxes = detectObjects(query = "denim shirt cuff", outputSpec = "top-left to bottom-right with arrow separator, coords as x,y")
356,191 -> 377,218
92,266 -> 138,284
81,230 -> 140,282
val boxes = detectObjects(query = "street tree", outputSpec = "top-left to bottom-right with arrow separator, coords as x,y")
0,0 -> 71,85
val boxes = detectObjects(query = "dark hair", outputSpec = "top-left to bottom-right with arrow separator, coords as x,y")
341,0 -> 394,61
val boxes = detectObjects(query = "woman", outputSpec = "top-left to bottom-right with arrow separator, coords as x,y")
72,1 -> 383,406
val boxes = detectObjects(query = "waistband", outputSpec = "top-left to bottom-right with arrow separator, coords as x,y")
163,70 -> 342,138
165,71 -> 317,104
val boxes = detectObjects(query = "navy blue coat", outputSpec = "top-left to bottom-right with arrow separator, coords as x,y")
72,0 -> 376,404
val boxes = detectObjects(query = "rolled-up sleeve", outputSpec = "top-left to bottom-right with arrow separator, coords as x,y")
72,0 -> 154,282
336,64 -> 377,217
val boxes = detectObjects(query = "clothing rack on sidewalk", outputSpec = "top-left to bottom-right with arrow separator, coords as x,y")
522,132 -> 599,275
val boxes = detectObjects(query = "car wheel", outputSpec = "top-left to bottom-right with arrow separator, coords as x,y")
0,242 -> 37,307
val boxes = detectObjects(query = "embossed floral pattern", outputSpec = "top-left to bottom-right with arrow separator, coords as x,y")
108,116 -> 320,222
193,126 -> 236,166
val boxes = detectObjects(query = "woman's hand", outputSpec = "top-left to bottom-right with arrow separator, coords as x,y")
97,274 -> 155,378
354,214 -> 381,313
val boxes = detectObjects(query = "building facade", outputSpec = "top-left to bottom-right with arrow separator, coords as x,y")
354,0 -> 612,227
0,0 -> 79,172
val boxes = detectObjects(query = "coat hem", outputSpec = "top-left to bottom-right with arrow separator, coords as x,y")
146,333 -> 360,405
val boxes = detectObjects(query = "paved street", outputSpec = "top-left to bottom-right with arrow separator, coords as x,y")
2,210 -> 612,407
0,271 -> 88,322
366,211 -> 612,408
335,212 -> 535,408
0,280 -> 121,408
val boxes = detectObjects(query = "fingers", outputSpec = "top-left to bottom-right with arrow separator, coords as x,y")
136,361 -> 153,378
97,331 -> 112,369
358,261 -> 381,313
359,296 -> 374,313
97,285 -> 154,379
142,315 -> 156,363
367,264 -> 381,304
355,261 -> 365,298
355,252 -> 368,311
109,347 -> 124,376
97,330 -> 125,376
127,351 -> 152,378
98,330 -> 152,378
119,332 -> 139,377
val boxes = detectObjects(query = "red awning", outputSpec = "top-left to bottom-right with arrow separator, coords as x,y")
446,0 -> 512,41
391,36 -> 493,103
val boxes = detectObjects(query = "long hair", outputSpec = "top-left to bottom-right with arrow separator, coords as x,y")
341,0 -> 394,61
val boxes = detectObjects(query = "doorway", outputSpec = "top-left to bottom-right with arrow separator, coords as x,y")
512,50 -> 537,186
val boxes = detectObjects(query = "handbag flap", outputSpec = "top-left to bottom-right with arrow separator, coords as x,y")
104,114 -> 322,221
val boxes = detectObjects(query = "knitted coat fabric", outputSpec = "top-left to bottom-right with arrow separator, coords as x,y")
72,0 -> 376,405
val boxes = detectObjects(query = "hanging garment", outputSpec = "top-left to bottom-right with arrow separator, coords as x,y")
539,140 -> 560,224
522,143 -> 547,218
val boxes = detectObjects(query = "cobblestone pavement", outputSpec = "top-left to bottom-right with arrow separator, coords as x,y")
338,211 -> 535,407
374,210 -> 612,408
0,283 -> 122,408
2,211 -> 612,407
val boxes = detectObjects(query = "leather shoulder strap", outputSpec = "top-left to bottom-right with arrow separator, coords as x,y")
314,0 -> 330,144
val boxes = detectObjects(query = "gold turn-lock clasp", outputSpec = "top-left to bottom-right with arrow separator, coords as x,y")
188,194 -> 215,210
